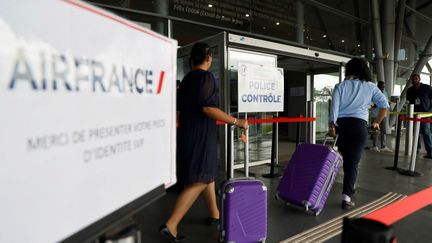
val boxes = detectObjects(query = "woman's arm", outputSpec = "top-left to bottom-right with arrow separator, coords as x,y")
202,107 -> 248,129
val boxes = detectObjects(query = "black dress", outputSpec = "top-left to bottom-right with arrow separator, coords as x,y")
177,69 -> 218,186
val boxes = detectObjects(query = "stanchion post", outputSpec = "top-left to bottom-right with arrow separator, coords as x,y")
306,101 -> 316,144
262,115 -> 281,178
400,114 -> 424,177
226,125 -> 234,180
405,104 -> 414,156
311,102 -> 316,144
296,114 -> 301,147
275,112 -> 279,165
244,113 -> 249,177
386,115 -> 402,171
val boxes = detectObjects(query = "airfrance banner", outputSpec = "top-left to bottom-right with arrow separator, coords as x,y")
238,62 -> 284,112
0,1 -> 177,243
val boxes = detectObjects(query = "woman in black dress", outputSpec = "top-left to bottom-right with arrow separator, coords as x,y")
160,42 -> 248,243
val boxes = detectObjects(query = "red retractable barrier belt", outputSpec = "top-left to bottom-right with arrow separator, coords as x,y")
178,116 -> 315,127
363,186 -> 432,226
399,116 -> 432,123
216,117 -> 316,125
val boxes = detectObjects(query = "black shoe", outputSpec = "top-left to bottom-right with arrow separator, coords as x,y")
423,154 -> 432,159
341,200 -> 355,210
206,217 -> 220,225
159,224 -> 184,243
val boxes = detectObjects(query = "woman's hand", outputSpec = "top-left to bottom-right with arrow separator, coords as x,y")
328,123 -> 337,138
327,128 -> 337,138
236,119 -> 249,130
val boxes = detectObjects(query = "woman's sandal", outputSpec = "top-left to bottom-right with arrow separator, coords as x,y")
206,217 -> 220,225
159,224 -> 184,243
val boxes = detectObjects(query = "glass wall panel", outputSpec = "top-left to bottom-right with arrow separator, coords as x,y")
169,0 -> 298,42
303,4 -> 368,55
90,0 -> 169,14
102,8 -> 169,36
172,21 -> 221,46
91,0 -> 378,56
313,0 -> 371,20
170,0 -> 251,32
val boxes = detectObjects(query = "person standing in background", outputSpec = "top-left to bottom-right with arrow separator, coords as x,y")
328,58 -> 389,209
370,81 -> 393,152
406,73 -> 432,159
160,42 -> 248,243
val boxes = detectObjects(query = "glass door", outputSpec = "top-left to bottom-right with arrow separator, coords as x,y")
313,71 -> 340,141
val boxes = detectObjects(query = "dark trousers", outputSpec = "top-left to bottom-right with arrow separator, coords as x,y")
419,122 -> 432,155
336,117 -> 368,197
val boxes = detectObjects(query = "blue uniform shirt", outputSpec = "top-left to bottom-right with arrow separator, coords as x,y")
330,79 -> 389,125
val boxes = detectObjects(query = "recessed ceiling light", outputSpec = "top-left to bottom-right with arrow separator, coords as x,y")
341,40 -> 345,43
245,13 -> 250,17
262,26 -> 267,29
323,34 -> 327,38
358,44 -> 361,47
276,22 -> 280,25
208,4 -> 213,7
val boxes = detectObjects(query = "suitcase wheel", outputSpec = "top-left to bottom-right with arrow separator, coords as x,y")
219,232 -> 225,242
303,201 -> 311,212
313,210 -> 322,216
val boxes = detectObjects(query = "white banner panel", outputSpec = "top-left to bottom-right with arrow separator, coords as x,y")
237,63 -> 284,112
0,1 -> 177,243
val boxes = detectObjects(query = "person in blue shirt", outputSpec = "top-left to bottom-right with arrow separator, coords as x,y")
406,73 -> 432,159
328,58 -> 389,209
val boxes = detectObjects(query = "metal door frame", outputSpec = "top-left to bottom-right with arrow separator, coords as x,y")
178,32 -> 351,173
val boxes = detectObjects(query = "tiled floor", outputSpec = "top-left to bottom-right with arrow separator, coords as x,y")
131,132 -> 432,243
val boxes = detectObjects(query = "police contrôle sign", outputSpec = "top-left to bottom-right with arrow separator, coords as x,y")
237,62 -> 284,112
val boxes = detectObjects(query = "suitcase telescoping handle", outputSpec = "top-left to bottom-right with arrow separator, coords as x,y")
323,135 -> 338,148
227,125 -> 249,180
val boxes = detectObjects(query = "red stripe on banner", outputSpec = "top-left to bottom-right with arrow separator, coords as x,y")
364,187 -> 432,225
157,71 -> 165,94
63,0 -> 171,43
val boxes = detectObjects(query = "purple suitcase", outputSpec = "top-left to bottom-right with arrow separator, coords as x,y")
276,141 -> 342,216
219,125 -> 267,243
220,179 -> 267,243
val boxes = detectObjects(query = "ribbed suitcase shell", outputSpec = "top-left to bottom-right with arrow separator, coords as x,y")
220,179 -> 267,243
276,143 -> 342,215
